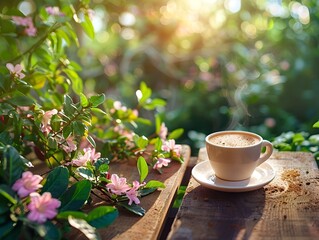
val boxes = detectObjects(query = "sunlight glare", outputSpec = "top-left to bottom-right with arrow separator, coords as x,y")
119,12 -> 136,26
290,2 -> 310,25
224,0 -> 241,13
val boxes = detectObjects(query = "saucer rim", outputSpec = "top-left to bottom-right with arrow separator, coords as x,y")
191,160 -> 275,192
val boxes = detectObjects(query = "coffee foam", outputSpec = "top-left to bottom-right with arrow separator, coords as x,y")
209,133 -> 259,147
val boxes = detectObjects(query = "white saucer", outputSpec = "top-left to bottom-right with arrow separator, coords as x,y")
191,161 -> 275,192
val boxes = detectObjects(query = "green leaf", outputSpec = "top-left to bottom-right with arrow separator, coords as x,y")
133,135 -> 149,149
89,94 -> 105,107
91,107 -> 107,115
30,221 -> 61,240
64,69 -> 83,94
139,188 -> 157,197
143,98 -> 166,110
153,138 -> 162,151
94,158 -> 109,170
137,82 -> 152,105
168,128 -> 184,139
0,146 -> 26,186
135,117 -> 152,125
86,206 -> 118,228
57,211 -> 87,220
72,121 -> 86,136
41,166 -> 69,198
313,121 -> 319,128
68,216 -> 100,240
117,202 -> 145,216
0,184 -> 17,206
47,136 -> 58,149
63,95 -> 77,116
137,156 -> 148,183
56,28 -> 71,46
292,133 -> 305,144
7,91 -> 34,106
59,180 -> 92,211
144,180 -> 166,189
86,135 -> 96,148
0,220 -> 15,239
155,115 -> 161,134
80,15 -> 95,39
79,93 -> 89,107
98,163 -> 109,174
76,167 -> 94,180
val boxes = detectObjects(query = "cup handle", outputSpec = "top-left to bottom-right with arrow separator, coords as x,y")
257,140 -> 273,166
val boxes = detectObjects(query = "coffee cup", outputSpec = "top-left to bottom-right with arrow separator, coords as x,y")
205,130 -> 273,181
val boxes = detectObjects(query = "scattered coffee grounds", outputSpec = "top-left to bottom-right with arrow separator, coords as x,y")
281,169 -> 302,194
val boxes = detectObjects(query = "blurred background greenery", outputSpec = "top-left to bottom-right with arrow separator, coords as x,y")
4,0 -> 319,153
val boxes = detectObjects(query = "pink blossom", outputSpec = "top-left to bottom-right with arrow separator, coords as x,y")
265,117 -> 276,128
106,174 -> 131,195
25,25 -> 37,36
126,181 -> 141,205
126,189 -> 139,205
41,109 -> 58,134
62,136 -> 77,153
12,16 -> 32,26
162,139 -> 182,157
159,123 -> 168,140
153,157 -> 171,170
132,109 -> 139,117
113,101 -> 127,111
126,181 -> 145,205
12,16 -> 37,37
45,6 -> 64,16
113,125 -> 134,141
84,147 -> 101,162
27,192 -> 61,224
6,63 -> 25,79
12,171 -> 43,198
70,150 -> 90,166
70,147 -> 101,166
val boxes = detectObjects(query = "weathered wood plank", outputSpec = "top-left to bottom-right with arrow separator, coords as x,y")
69,145 -> 191,240
168,149 -> 319,240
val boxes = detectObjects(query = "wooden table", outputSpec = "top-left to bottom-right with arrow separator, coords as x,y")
70,145 -> 191,240
168,149 -> 319,240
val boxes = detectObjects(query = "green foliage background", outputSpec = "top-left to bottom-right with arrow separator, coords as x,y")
3,0 -> 319,151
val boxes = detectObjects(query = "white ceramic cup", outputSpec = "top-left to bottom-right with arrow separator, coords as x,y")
205,130 -> 273,181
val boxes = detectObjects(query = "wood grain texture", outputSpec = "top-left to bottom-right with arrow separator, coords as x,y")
70,145 -> 191,240
168,149 -> 319,240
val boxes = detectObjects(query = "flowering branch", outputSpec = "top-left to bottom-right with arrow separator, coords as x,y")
0,1 -> 184,239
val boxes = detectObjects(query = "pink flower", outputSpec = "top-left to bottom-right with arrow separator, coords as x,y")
162,139 -> 182,157
12,16 -> 37,37
6,63 -> 25,79
126,181 -> 145,205
106,174 -> 131,195
12,171 -> 43,198
45,6 -> 64,16
12,16 -> 32,26
113,101 -> 127,111
70,150 -> 90,166
132,109 -> 139,117
25,25 -> 37,36
41,109 -> 58,134
70,147 -> 101,166
62,136 -> 77,153
126,185 -> 140,205
153,157 -> 171,170
159,123 -> 168,140
27,192 -> 61,224
84,147 -> 101,162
